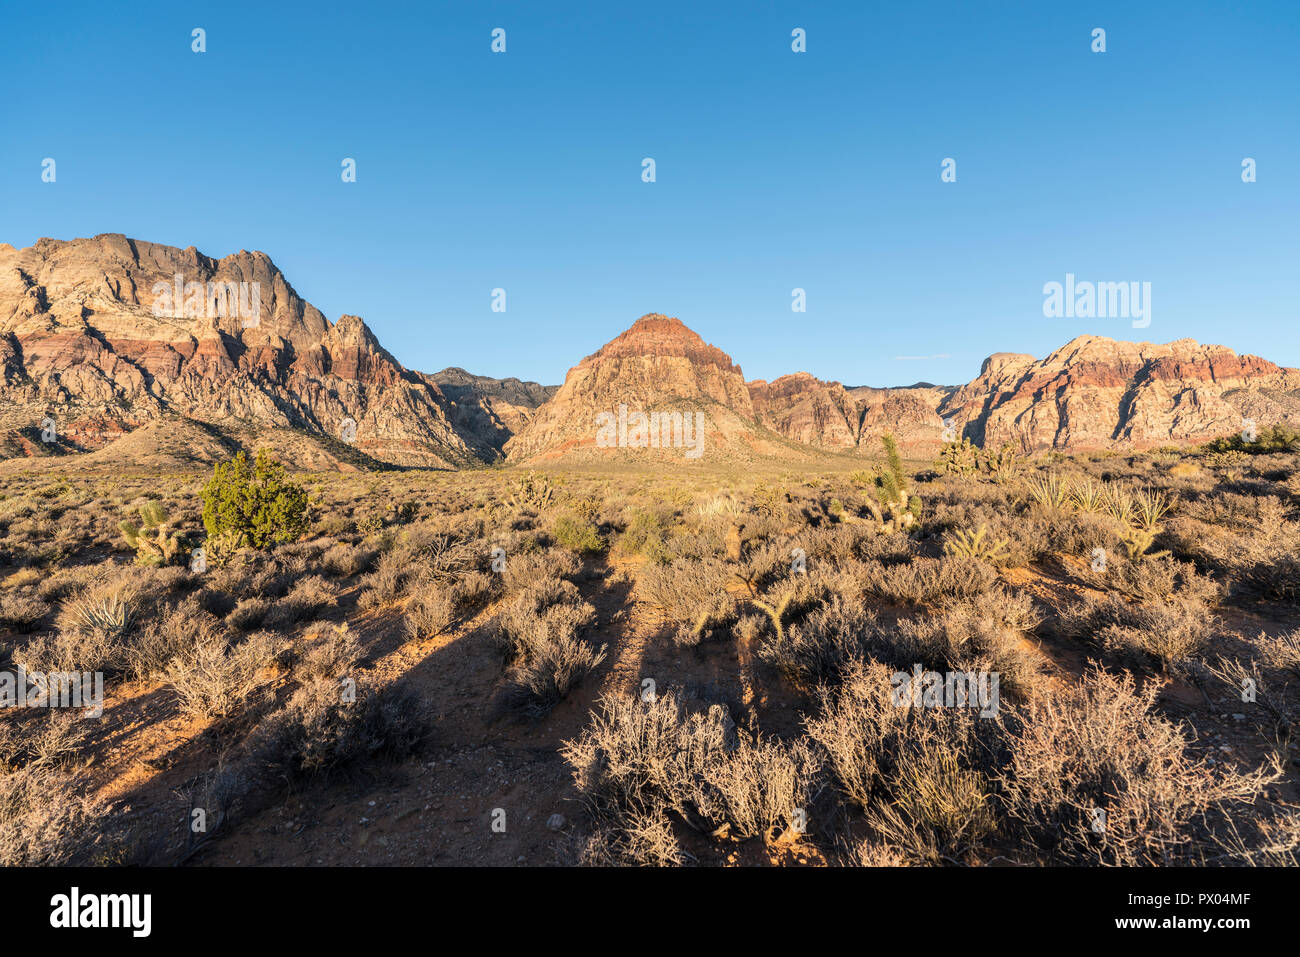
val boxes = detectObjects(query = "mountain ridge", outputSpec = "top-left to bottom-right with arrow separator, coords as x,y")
5,235 -> 1298,467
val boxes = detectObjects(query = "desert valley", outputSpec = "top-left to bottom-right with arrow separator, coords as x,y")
0,234 -> 1298,867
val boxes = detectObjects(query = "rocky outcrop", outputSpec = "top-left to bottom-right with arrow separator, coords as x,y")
749,373 -> 955,454
504,314 -> 765,462
6,236 -> 1297,468
0,235 -> 488,467
431,368 -> 558,458
939,336 -> 1300,451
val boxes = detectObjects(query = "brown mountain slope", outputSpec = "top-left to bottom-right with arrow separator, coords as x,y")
508,318 -> 1300,462
504,314 -> 784,463
939,335 -> 1300,450
0,235 -> 491,467
6,236 -> 1297,468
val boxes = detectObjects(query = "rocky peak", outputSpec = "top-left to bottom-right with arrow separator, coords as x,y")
579,313 -> 742,376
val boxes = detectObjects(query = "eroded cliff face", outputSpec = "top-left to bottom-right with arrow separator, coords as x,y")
0,235 -> 490,466
6,236 -> 1297,469
938,336 -> 1300,451
504,314 -> 764,462
748,373 -> 954,455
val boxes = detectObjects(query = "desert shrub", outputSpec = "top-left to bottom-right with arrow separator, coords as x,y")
553,513 -> 606,554
404,587 -> 455,638
758,591 -> 876,687
494,579 -> 603,719
501,546 -> 579,593
701,736 -> 821,839
1258,628 -> 1300,682
565,690 -> 817,848
298,622 -> 362,681
619,507 -> 676,563
201,450 -> 309,556
859,555 -> 997,607
806,660 -> 1001,863
565,691 -> 732,821
1242,553 -> 1300,602
357,547 -> 420,609
129,595 -> 225,680
257,677 -> 429,778
321,542 -> 378,578
0,715 -> 110,865
226,597 -> 273,633
165,630 -> 279,720
1202,424 -> 1300,454
1001,666 -> 1276,865
404,572 -> 494,639
266,575 -> 338,627
1084,553 -> 1220,605
1058,594 -> 1215,672
639,558 -> 737,645
890,588 -> 1043,699
577,812 -> 686,866
0,593 -> 48,633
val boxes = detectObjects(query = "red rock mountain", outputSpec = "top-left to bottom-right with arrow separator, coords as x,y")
0,235 -> 526,466
939,336 -> 1300,450
502,315 -> 769,462
4,236 -> 1297,467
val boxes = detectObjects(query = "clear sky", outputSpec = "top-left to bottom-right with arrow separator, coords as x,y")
2,0 -> 1296,387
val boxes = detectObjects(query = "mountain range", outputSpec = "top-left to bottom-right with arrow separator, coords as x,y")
3,235 -> 1298,468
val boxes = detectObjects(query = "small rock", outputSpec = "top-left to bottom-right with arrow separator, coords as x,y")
1231,713 -> 1246,720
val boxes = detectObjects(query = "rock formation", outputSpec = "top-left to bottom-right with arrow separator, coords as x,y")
5,235 -> 1297,468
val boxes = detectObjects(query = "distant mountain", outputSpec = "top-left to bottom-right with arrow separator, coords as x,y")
0,235 -> 495,466
5,236 -> 1297,469
939,337 -> 1300,450
503,314 -> 779,463
430,368 -> 558,459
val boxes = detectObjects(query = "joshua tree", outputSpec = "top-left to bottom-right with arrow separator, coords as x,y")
120,502 -> 185,566
865,434 -> 922,531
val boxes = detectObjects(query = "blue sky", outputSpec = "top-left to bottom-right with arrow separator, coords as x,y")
2,0 -> 1297,386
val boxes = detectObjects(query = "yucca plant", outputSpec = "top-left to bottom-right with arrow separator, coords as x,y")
67,592 -> 133,637
869,434 -> 922,531
1068,478 -> 1107,514
1133,488 -> 1173,534
1101,483 -> 1135,527
1025,472 -> 1069,510
942,524 -> 1010,565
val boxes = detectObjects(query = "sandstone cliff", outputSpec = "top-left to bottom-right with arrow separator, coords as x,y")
938,335 -> 1300,451
0,235 -> 490,467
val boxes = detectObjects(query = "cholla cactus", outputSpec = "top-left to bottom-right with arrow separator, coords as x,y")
936,437 -> 979,476
1122,526 -> 1170,562
981,443 -> 1021,481
1205,448 -> 1247,479
943,524 -> 1010,564
508,471 -> 555,510
119,502 -> 184,566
